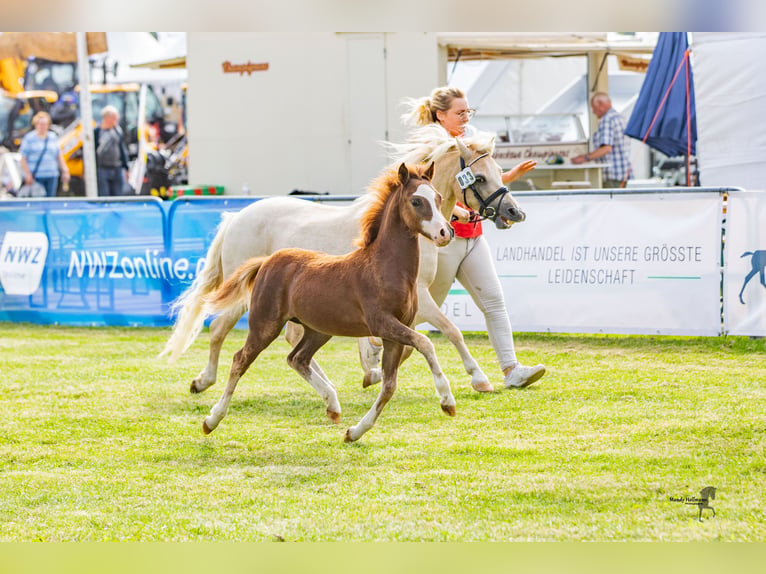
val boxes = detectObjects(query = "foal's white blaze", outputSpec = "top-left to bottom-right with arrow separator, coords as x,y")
415,184 -> 451,247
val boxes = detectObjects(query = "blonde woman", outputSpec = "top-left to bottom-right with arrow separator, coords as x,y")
20,111 -> 69,197
364,87 -> 546,390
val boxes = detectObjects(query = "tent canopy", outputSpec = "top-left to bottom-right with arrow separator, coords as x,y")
438,32 -> 657,61
0,33 -> 107,62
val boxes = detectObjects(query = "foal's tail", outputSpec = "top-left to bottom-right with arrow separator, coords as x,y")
159,212 -> 236,363
203,257 -> 267,314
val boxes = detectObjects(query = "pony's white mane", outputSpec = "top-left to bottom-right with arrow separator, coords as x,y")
383,123 -> 496,165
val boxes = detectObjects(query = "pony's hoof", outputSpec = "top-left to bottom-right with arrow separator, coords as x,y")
362,368 -> 382,388
441,404 -> 457,417
190,381 -> 201,394
344,429 -> 355,443
202,420 -> 213,434
470,380 -> 494,393
326,409 -> 341,424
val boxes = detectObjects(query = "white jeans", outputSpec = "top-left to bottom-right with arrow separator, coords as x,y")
429,235 -> 518,371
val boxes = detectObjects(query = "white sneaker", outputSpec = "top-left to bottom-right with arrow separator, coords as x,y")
504,363 -> 546,389
359,336 -> 383,373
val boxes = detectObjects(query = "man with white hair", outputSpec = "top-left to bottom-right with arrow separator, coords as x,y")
572,92 -> 633,188
94,105 -> 130,196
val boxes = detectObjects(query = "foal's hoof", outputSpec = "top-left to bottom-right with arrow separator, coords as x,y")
343,429 -> 355,443
441,404 -> 457,417
202,420 -> 213,434
326,409 -> 341,424
190,381 -> 201,394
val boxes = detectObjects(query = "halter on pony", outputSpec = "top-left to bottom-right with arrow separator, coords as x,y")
455,153 -> 511,221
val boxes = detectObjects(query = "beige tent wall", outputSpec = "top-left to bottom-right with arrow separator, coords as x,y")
186,32 -> 440,196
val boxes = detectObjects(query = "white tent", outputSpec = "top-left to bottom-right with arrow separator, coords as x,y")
692,33 -> 766,190
91,32 -> 187,87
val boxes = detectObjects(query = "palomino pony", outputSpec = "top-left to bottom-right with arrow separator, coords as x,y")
199,163 -> 454,442
161,124 -> 526,396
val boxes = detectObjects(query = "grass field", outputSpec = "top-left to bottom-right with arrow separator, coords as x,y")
1,323 -> 765,541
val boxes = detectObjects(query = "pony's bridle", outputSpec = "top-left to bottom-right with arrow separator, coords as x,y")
456,153 -> 511,221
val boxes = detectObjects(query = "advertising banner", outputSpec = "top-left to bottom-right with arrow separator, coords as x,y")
424,191 -> 724,336
0,199 -> 170,326
723,190 -> 766,336
0,192 -> 729,335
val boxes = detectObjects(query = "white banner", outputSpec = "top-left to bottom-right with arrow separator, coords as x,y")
723,190 -> 766,336
424,192 -> 724,336
0,231 -> 49,296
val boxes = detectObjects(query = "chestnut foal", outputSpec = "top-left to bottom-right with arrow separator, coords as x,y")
200,163 -> 455,442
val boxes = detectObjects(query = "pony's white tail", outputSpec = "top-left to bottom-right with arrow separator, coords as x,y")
159,212 -> 236,362
203,257 -> 266,314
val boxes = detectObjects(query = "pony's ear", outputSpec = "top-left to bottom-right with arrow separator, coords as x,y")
455,137 -> 472,161
423,161 -> 435,181
398,162 -> 410,186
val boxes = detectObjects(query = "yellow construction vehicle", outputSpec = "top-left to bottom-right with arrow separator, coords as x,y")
0,89 -> 59,151
0,57 -> 26,95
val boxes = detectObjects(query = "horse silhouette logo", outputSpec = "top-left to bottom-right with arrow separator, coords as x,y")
739,250 -> 766,304
685,486 -> 716,522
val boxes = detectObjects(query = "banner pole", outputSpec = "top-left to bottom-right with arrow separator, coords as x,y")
76,33 -> 98,198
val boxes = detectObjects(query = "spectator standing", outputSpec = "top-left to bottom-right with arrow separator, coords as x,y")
94,105 -> 130,196
19,111 -> 70,197
571,92 -> 633,188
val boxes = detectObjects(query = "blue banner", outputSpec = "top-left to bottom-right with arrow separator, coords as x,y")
0,196 -> 347,327
1,198 -> 173,326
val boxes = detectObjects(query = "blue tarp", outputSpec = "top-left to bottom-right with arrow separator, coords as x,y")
625,32 -> 697,158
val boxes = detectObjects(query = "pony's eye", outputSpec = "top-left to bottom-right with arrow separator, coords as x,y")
411,198 -> 422,207
475,175 -> 486,183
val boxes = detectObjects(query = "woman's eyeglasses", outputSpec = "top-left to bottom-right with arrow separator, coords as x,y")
455,109 -> 476,120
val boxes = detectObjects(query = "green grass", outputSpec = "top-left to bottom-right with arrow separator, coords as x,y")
1,323 -> 765,541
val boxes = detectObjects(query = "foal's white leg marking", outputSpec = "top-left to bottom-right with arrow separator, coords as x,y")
286,350 -> 342,421
285,322 -> 339,406
346,395 -> 386,442
402,328 -> 455,412
307,364 -> 342,420
416,334 -> 455,411
204,376 -> 239,432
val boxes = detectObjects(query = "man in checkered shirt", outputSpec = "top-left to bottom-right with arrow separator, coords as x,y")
572,92 -> 633,188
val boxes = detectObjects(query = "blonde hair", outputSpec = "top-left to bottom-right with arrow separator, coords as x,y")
32,111 -> 52,127
401,86 -> 466,127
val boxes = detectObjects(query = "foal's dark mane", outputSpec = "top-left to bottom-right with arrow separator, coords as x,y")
355,164 -> 426,249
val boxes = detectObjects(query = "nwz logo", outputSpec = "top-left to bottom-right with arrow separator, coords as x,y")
739,250 -> 766,305
3,245 -> 45,264
0,231 -> 49,296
